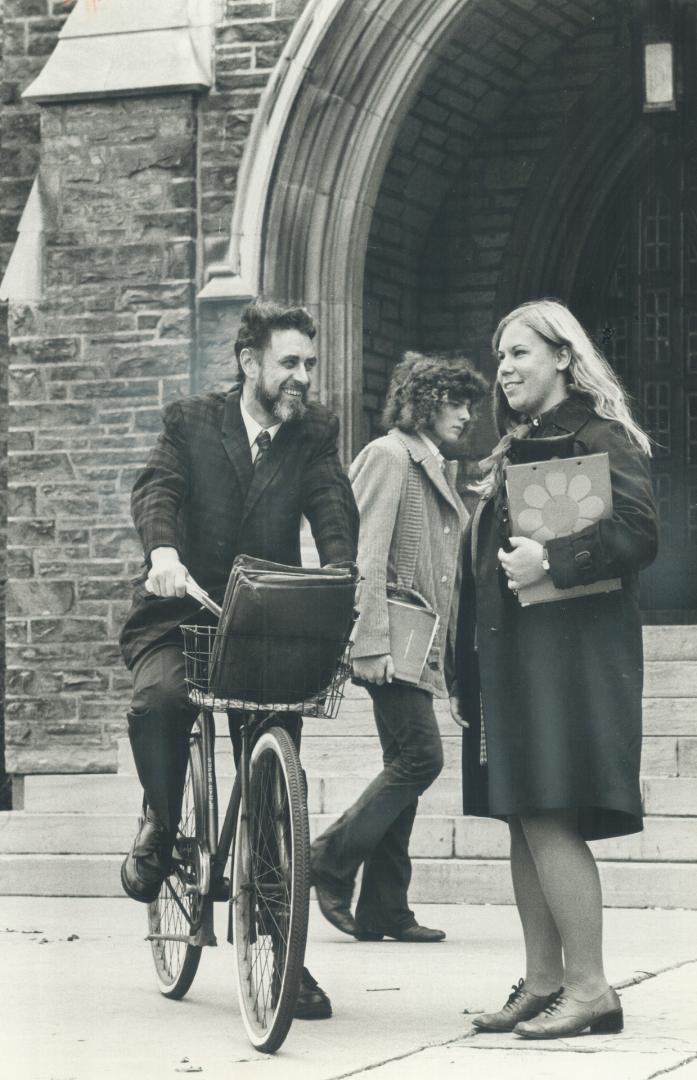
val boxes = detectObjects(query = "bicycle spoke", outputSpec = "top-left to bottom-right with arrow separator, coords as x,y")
232,728 -> 309,1052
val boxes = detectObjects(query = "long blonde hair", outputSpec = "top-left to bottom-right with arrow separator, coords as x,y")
493,299 -> 651,453
473,299 -> 651,497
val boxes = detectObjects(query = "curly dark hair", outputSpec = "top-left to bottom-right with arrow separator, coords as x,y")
234,298 -> 317,377
382,351 -> 489,433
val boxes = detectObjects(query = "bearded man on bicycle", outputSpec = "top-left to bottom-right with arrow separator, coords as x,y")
118,299 -> 359,1019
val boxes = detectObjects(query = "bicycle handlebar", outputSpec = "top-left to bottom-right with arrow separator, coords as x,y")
145,577 -> 222,619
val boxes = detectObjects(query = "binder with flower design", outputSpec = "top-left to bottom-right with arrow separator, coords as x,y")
505,451 -> 622,606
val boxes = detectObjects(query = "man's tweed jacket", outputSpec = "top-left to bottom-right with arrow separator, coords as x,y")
119,386 -> 359,669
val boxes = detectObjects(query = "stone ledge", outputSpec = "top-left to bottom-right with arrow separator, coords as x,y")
22,0 -> 222,103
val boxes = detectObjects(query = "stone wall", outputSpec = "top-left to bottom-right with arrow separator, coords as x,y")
1,0 -> 76,795
2,1 -> 310,775
196,0 -> 309,392
5,94 -> 197,773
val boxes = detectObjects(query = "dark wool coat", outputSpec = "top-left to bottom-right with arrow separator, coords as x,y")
456,394 -> 658,840
120,388 -> 359,669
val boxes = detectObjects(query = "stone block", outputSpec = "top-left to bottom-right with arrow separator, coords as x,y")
644,661 -> 697,698
6,580 -> 75,617
7,550 -> 34,579
5,695 -> 79,727
10,402 -> 97,429
10,336 -> 80,364
78,579 -> 131,602
108,342 -> 191,379
678,739 -> 697,777
7,519 -> 56,546
10,453 -> 75,480
90,527 -> 141,559
30,617 -> 109,643
37,483 -> 100,516
642,777 -> 697,815
117,282 -> 193,310
8,485 -> 37,516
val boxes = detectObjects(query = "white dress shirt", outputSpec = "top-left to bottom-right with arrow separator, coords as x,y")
240,395 -> 282,462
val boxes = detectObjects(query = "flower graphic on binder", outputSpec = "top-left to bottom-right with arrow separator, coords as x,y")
504,452 -> 621,605
516,470 -> 606,541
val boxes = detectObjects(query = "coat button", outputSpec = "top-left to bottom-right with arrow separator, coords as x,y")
441,575 -> 448,583
444,526 -> 450,534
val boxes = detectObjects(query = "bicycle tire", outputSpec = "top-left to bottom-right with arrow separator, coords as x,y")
148,727 -> 209,999
231,726 -> 310,1054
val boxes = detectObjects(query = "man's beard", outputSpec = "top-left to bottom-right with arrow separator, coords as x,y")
256,372 -> 308,422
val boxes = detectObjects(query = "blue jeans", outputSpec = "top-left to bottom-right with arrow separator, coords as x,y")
311,681 -> 443,933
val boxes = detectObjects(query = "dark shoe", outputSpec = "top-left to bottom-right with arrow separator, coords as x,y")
354,923 -> 445,943
120,810 -> 170,904
313,879 -> 356,936
293,967 -> 332,1020
514,987 -> 623,1039
473,978 -> 560,1033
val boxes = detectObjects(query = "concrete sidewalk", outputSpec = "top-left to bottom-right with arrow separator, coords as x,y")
2,898 -> 696,1080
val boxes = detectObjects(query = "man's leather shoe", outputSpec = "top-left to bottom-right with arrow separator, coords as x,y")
473,978 -> 560,1032
120,810 -> 170,904
514,987 -> 623,1039
293,967 -> 332,1020
313,879 -> 356,936
354,923 -> 445,943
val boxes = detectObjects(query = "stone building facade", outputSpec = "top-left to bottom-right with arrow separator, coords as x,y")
1,0 -> 695,785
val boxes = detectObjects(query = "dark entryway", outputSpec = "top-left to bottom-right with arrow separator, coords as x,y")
575,140 -> 697,618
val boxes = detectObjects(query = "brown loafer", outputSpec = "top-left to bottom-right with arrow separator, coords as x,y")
473,979 -> 560,1033
514,987 -> 623,1039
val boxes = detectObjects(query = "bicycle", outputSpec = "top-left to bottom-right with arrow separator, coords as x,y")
142,578 -> 352,1054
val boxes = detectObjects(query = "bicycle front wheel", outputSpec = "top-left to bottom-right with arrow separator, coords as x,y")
148,727 -> 209,999
231,726 -> 310,1054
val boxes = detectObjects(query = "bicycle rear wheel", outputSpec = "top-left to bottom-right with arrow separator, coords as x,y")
148,727 -> 209,999
231,726 -> 310,1054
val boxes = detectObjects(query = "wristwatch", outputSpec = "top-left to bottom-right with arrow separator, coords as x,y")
541,547 -> 550,573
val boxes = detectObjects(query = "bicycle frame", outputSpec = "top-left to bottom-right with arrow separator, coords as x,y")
185,705 -> 269,949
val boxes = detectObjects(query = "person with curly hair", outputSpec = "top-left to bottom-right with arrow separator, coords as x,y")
311,351 -> 488,943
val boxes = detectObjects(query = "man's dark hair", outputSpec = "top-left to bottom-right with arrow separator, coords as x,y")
234,299 -> 317,376
382,351 -> 488,433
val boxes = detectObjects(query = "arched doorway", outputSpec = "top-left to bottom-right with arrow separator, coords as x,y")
574,139 -> 697,617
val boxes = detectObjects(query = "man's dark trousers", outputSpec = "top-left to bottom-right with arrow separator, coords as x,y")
128,636 -> 302,839
311,681 -> 443,934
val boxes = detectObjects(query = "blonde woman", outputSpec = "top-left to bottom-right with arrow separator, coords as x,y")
453,300 -> 657,1038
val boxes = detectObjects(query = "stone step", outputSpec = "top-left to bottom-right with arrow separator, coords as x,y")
642,625 -> 697,660
20,770 -> 697,817
113,732 -> 696,780
643,660 -> 697,697
1,810 -> 695,863
0,852 -> 694,907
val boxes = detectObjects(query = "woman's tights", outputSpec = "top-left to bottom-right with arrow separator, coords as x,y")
509,810 -> 610,1001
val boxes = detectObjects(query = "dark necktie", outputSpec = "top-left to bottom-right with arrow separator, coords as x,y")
254,429 -> 271,466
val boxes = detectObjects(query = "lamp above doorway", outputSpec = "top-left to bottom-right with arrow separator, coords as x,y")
641,0 -> 676,111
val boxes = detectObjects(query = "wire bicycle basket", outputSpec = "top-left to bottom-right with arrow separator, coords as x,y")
181,624 -> 353,719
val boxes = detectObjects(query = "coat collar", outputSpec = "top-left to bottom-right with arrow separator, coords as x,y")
530,390 -> 594,435
391,429 -> 464,520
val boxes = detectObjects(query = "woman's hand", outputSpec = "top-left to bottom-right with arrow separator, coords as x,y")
498,536 -> 546,593
449,680 -> 469,729
352,654 -> 395,685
